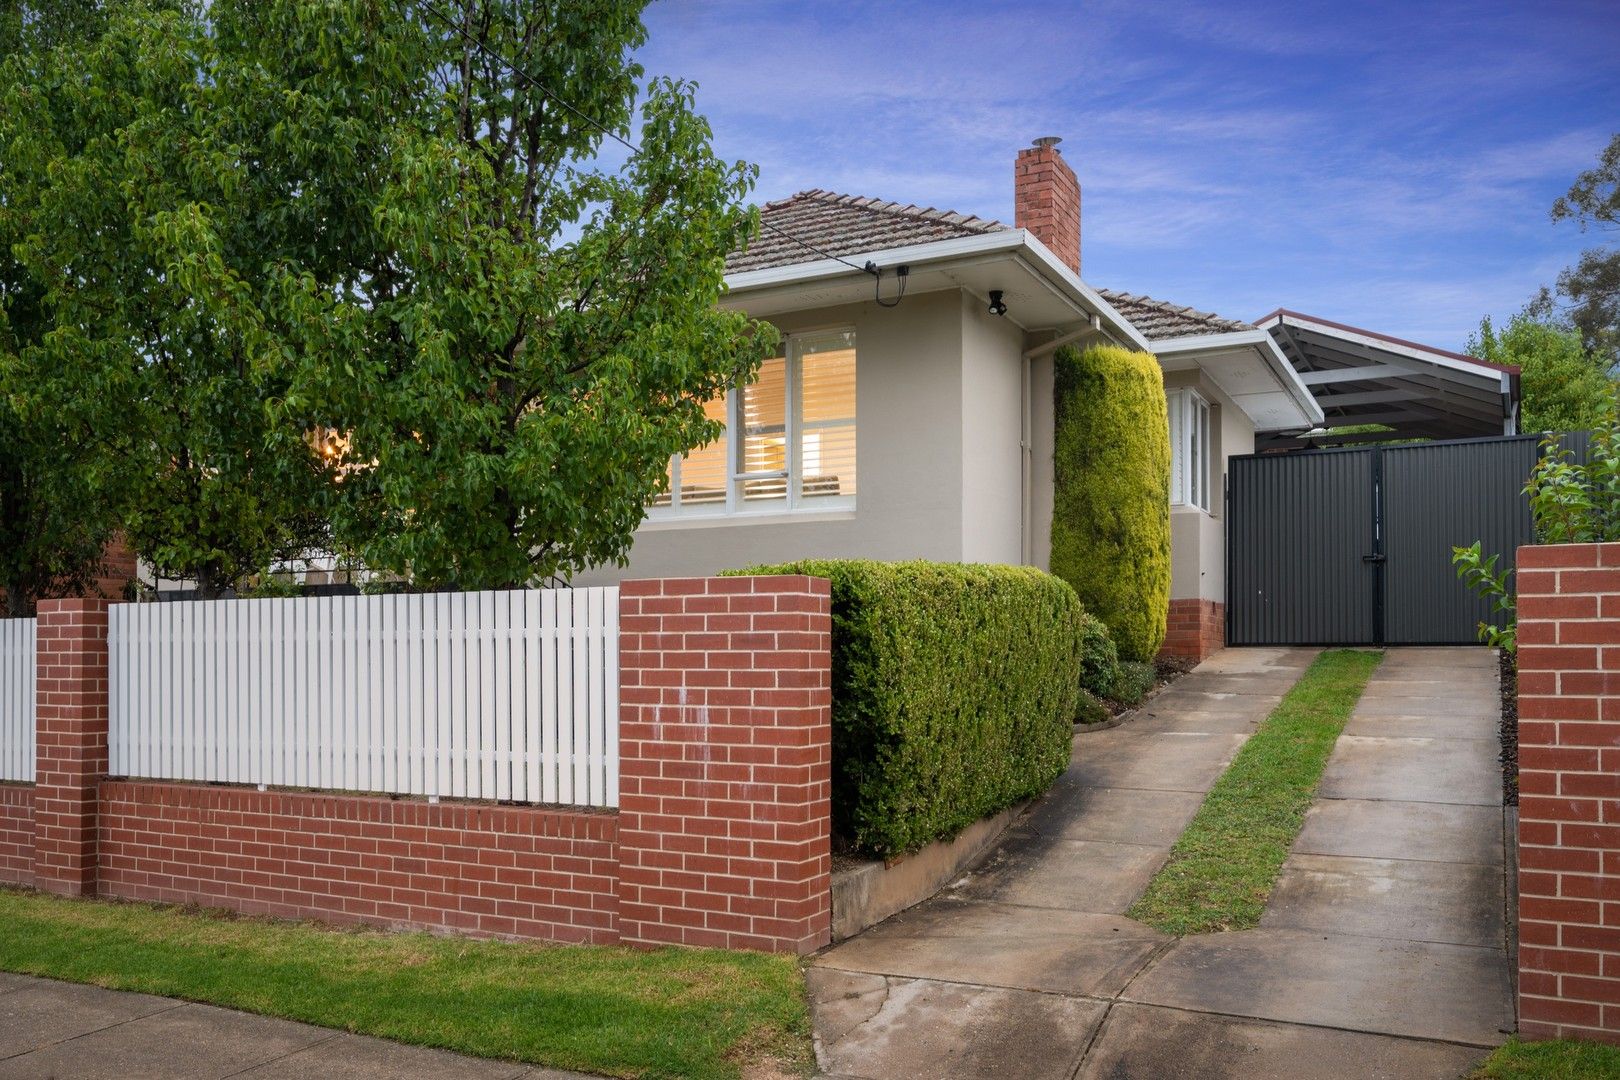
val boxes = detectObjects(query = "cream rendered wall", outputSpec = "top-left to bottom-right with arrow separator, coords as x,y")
959,292 -> 1026,564
1164,368 -> 1255,602
573,290 -> 969,583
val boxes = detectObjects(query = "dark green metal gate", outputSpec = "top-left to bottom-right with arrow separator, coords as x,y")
1226,434 -> 1542,646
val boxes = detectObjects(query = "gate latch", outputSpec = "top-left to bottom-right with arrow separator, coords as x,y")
1362,553 -> 1386,563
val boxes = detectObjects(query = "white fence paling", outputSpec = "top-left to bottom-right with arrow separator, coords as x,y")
0,618 -> 35,783
108,588 -> 620,808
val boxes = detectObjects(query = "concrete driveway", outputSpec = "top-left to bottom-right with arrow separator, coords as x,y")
809,647 -> 1512,1080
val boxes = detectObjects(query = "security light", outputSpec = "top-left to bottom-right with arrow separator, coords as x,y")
988,290 -> 1008,317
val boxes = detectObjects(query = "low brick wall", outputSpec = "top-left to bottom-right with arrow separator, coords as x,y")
0,784 -> 33,886
617,576 -> 832,953
10,583 -> 833,955
99,782 -> 618,943
1162,598 -> 1224,661
1516,542 -> 1620,1044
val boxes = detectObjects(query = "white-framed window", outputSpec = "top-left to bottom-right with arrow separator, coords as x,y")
1168,388 -> 1212,511
651,328 -> 857,518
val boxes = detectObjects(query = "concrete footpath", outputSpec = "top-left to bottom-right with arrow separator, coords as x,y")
808,647 -> 1513,1080
0,972 -> 593,1080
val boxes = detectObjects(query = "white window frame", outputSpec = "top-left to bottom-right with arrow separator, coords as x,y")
1168,388 -> 1212,512
652,328 -> 856,520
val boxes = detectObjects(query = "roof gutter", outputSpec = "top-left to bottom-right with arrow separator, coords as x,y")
723,230 -> 1153,354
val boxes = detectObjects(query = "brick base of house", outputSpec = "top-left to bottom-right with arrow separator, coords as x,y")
0,785 -> 33,886
1161,598 -> 1225,661
98,782 -> 620,943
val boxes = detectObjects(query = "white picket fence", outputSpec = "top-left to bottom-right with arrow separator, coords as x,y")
0,618 -> 35,783
108,588 -> 620,807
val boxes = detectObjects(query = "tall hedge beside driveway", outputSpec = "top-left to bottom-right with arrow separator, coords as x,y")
1049,343 -> 1172,661
727,560 -> 1082,858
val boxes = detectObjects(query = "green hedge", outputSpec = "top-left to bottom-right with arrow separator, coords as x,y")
726,560 -> 1082,858
1049,343 -> 1171,661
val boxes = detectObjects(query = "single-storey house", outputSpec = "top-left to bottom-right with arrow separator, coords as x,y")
576,138 -> 1326,659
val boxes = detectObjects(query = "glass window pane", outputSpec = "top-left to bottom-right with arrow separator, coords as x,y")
678,393 -> 730,508
740,356 -> 788,504
799,331 -> 856,500
1168,391 -> 1186,505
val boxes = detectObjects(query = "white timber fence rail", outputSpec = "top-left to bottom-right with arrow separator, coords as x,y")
1,618 -> 36,783
108,588 -> 620,808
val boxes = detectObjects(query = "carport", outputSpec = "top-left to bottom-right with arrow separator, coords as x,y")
1254,310 -> 1520,449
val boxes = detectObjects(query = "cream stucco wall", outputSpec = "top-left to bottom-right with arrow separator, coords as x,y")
576,288 -> 1250,608
959,292 -> 1026,564
574,289 -> 981,583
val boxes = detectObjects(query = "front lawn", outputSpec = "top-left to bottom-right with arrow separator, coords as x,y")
0,887 -> 812,1080
1473,1037 -> 1620,1079
1128,648 -> 1382,935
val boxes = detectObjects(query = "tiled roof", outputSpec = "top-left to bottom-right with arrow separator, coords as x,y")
727,190 -> 1008,273
1094,289 -> 1255,341
729,189 -> 1254,344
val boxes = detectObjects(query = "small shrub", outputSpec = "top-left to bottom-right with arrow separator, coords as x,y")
726,559 -> 1083,858
1077,610 -> 1121,698
1049,344 -> 1171,661
1453,388 -> 1620,650
1107,660 -> 1158,708
1074,690 -> 1110,726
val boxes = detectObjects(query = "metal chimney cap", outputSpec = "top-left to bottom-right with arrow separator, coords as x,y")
1031,136 -> 1063,150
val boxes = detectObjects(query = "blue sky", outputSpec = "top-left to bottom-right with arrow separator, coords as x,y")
635,0 -> 1620,352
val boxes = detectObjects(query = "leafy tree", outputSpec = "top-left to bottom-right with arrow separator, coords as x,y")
6,0 -> 770,595
0,0 -> 122,615
1549,133 -> 1620,369
3,1 -> 334,598
276,0 -> 773,589
1467,307 -> 1610,434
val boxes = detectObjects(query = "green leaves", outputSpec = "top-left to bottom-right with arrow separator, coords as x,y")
2,0 -> 774,596
1451,542 -> 1517,652
729,560 -> 1084,858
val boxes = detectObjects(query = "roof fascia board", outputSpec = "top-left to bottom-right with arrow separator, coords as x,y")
1153,329 -> 1325,427
723,229 -> 1155,354
1258,311 -> 1515,387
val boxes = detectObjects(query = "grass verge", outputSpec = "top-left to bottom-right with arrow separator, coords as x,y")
1472,1037 -> 1620,1079
0,887 -> 812,1080
1127,648 -> 1382,935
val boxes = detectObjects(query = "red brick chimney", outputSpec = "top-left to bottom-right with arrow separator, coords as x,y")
1014,136 -> 1081,275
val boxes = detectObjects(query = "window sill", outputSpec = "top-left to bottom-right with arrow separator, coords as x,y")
639,508 -> 857,532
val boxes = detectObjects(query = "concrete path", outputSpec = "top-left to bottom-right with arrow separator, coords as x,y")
0,972 -> 592,1080
808,647 -> 1512,1080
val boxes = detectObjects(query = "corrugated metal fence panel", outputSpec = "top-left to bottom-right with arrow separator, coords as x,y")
1228,450 -> 1377,645
1382,437 -> 1539,644
108,588 -> 619,808
0,618 -> 34,783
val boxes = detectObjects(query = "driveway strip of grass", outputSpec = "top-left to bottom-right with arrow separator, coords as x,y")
1127,648 -> 1383,936
0,887 -> 812,1080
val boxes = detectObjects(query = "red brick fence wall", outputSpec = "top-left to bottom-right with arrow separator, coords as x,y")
1516,543 -> 1620,1043
0,577 -> 832,955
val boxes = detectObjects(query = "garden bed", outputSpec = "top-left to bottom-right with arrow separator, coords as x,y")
1500,649 -> 1518,806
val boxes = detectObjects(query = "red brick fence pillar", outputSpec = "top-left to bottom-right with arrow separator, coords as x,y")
1516,542 -> 1620,1044
32,598 -> 111,897
616,577 -> 833,953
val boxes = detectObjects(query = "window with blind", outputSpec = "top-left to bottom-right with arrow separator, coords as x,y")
652,328 -> 857,518
1168,388 -> 1212,511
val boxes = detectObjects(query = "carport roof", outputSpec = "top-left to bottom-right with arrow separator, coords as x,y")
1255,310 -> 1520,446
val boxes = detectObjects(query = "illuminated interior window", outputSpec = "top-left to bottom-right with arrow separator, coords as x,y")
650,328 -> 856,519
